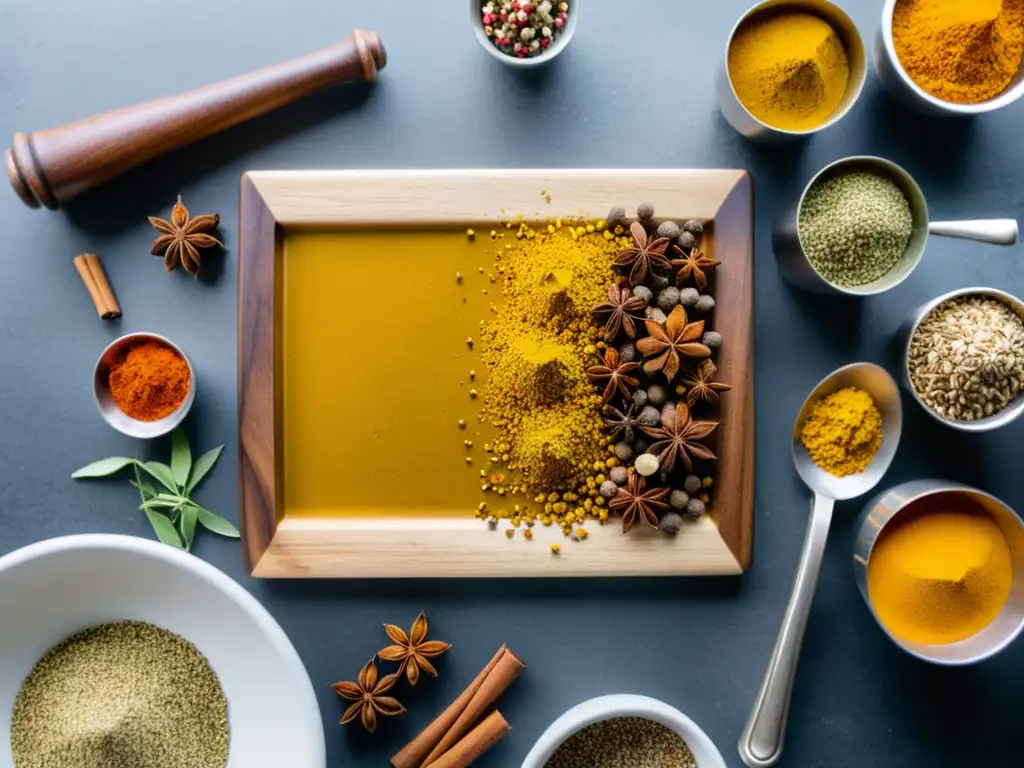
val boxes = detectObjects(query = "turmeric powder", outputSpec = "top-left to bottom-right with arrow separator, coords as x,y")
893,0 -> 1024,104
727,11 -> 850,131
799,387 -> 881,477
867,498 -> 1013,644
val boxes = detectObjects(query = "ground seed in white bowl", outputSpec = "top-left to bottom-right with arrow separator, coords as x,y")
10,620 -> 228,768
544,716 -> 696,768
909,295 -> 1024,421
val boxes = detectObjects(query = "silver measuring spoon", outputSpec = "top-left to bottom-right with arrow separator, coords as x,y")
738,362 -> 903,768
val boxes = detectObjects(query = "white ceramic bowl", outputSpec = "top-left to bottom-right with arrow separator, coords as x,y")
470,0 -> 579,68
0,535 -> 324,768
520,694 -> 726,768
875,0 -> 1024,116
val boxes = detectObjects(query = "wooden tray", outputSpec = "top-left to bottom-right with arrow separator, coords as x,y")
239,170 -> 753,578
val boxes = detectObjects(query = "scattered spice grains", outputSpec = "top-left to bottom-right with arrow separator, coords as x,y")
909,295 -> 1024,421
11,621 -> 228,768
481,1 -> 570,59
799,170 -> 913,287
544,717 -> 696,768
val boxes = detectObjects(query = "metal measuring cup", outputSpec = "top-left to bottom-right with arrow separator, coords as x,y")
738,362 -> 902,768
774,155 -> 1019,296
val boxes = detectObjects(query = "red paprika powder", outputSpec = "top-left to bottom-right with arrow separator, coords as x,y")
108,340 -> 190,422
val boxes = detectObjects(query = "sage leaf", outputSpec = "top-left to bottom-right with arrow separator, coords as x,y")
72,457 -> 137,479
143,507 -> 183,548
181,503 -> 199,551
141,462 -> 177,493
196,506 -> 241,538
170,428 -> 192,491
187,445 -> 223,494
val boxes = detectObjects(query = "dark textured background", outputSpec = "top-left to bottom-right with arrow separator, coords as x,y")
2,1 -> 1023,766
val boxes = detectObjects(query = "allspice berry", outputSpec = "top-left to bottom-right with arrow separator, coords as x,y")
657,221 -> 681,240
637,202 -> 655,221
683,219 -> 704,235
660,512 -> 684,535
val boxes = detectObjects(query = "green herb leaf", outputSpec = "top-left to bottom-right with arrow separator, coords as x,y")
170,428 -> 192,491
71,457 -> 137,479
140,494 -> 185,510
196,506 -> 241,538
141,462 -> 177,493
143,507 -> 183,548
129,479 -> 157,497
180,503 -> 199,551
187,445 -> 223,494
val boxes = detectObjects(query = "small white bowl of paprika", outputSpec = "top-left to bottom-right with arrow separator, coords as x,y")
471,0 -> 578,67
93,332 -> 195,440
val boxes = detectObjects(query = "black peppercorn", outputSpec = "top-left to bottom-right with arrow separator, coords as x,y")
683,219 -> 704,235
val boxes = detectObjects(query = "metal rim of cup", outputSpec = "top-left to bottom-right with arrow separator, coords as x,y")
469,0 -> 579,68
794,154 -> 929,296
902,286 -> 1024,432
93,331 -> 196,439
722,0 -> 868,137
856,481 -> 1024,666
879,0 -> 1024,115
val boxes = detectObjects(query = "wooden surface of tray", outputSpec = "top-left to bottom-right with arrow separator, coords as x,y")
238,169 -> 753,578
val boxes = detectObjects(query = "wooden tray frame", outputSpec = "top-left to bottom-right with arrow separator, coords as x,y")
239,170 -> 753,578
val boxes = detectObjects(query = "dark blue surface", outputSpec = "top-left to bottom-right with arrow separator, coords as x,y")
1,1 -> 1022,766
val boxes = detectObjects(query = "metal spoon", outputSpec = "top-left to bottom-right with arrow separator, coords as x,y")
738,362 -> 903,768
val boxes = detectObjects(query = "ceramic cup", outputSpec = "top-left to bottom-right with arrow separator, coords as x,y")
854,480 -> 1024,665
520,694 -> 726,768
470,0 -> 579,68
93,332 -> 196,439
896,286 -> 1024,432
774,155 -> 1019,296
874,0 -> 1024,117
716,0 -> 866,141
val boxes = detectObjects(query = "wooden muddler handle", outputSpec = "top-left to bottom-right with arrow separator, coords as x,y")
6,28 -> 386,210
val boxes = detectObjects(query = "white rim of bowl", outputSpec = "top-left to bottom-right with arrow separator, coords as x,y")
0,534 -> 326,760
723,0 -> 867,136
881,0 -> 1024,114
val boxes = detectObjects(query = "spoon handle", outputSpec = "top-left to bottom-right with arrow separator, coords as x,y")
738,493 -> 834,768
928,219 -> 1018,245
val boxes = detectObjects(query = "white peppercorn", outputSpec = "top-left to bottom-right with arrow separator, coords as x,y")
679,287 -> 700,308
647,384 -> 668,407
657,221 -> 681,240
632,285 -> 653,305
619,342 -> 636,363
600,480 -> 619,499
660,401 -> 676,428
632,389 -> 648,408
638,406 -> 661,426
635,453 -> 660,476
670,489 -> 690,509
645,307 -> 667,324
656,287 -> 680,313
694,295 -> 716,314
610,466 -> 629,485
660,512 -> 684,535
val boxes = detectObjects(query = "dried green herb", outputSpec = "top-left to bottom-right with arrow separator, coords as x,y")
71,428 -> 239,550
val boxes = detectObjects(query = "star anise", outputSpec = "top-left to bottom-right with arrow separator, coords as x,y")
592,283 -> 646,342
671,245 -> 720,290
148,195 -> 224,278
378,612 -> 451,686
685,359 -> 732,407
641,402 -> 718,473
609,472 -> 670,533
636,305 -> 711,382
604,401 -> 641,443
613,221 -> 672,287
331,658 -> 406,733
587,347 -> 640,403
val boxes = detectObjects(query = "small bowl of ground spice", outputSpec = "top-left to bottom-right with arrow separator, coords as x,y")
901,287 -> 1024,431
877,0 -> 1024,116
521,694 -> 726,768
855,480 -> 1024,665
93,332 -> 195,439
717,0 -> 867,140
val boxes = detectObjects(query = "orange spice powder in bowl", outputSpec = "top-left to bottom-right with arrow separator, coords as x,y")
93,333 -> 195,439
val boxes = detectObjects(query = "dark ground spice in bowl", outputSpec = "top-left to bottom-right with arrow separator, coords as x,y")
544,716 -> 696,768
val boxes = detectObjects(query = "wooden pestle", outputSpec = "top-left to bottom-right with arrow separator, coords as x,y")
6,28 -> 386,210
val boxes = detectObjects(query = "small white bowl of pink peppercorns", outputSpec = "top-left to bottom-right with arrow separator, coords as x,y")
473,0 -> 577,67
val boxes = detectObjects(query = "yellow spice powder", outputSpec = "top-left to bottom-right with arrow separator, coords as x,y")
800,387 -> 882,477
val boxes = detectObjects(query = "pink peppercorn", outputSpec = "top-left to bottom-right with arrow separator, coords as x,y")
554,17 -> 564,28
558,11 -> 567,19
541,38 -> 550,47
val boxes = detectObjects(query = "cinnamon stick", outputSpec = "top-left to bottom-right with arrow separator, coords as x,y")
73,253 -> 120,319
391,645 -> 524,768
423,710 -> 510,768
